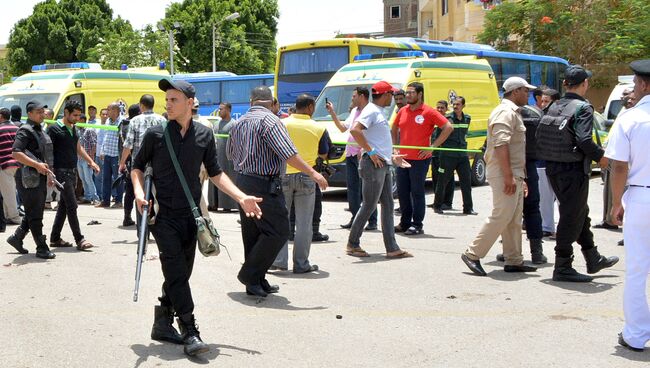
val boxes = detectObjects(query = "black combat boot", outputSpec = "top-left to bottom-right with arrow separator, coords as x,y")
7,227 -> 28,254
177,314 -> 209,356
552,255 -> 592,282
151,305 -> 183,344
529,239 -> 547,264
582,247 -> 619,274
35,235 -> 55,259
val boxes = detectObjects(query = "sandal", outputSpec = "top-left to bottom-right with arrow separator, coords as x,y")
50,239 -> 73,248
386,250 -> 414,259
76,239 -> 94,251
346,246 -> 370,257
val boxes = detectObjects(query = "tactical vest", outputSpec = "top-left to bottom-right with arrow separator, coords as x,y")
520,105 -> 543,161
18,122 -> 54,188
535,99 -> 587,163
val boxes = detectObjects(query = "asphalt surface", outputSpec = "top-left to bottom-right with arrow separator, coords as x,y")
0,176 -> 646,367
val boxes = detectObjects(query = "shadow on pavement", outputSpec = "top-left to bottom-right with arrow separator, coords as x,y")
351,254 -> 415,264
540,276 -> 618,293
611,345 -> 650,361
226,292 -> 327,311
269,269 -> 330,280
130,342 -> 261,367
488,270 -> 541,281
9,253 -> 49,265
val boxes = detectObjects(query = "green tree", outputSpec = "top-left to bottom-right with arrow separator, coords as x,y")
6,0 -> 118,75
477,0 -> 650,66
163,0 -> 279,74
87,25 -> 170,70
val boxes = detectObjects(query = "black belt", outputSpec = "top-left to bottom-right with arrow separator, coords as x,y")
238,172 -> 279,181
630,184 -> 650,188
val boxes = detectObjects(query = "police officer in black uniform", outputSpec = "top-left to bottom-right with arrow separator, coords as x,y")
132,79 -> 263,357
536,65 -> 618,282
7,101 -> 55,259
433,96 -> 475,215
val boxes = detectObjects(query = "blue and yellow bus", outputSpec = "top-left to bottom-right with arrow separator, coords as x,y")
274,37 -> 569,107
172,72 -> 274,119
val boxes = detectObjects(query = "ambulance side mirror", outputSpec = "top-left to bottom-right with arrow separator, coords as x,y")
604,119 -> 614,129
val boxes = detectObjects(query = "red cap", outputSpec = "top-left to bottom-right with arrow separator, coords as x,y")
371,81 -> 399,95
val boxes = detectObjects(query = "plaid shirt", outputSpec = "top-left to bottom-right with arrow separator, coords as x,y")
100,116 -> 122,157
79,126 -> 97,156
123,111 -> 166,157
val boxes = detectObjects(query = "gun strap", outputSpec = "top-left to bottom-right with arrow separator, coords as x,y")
162,121 -> 202,219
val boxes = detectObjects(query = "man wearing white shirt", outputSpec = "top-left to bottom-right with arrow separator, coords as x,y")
345,81 -> 413,259
606,59 -> 650,352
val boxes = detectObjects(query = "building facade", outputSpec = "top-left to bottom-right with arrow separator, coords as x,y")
418,0 -> 502,42
383,0 -> 419,38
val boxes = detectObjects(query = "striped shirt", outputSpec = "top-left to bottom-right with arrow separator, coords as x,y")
227,106 -> 297,176
100,116 -> 122,157
0,121 -> 19,169
123,111 -> 166,157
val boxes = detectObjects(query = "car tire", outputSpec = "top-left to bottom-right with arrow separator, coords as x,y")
471,154 -> 486,187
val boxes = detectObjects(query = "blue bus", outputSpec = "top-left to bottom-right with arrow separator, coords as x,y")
275,37 -> 569,107
172,72 -> 274,119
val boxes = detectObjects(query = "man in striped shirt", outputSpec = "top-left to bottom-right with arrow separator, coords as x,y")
0,108 -> 22,229
227,86 -> 328,297
97,103 -> 123,208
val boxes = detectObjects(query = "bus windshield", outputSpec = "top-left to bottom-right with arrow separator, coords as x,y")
313,85 -> 398,123
0,93 -> 60,113
279,47 -> 349,75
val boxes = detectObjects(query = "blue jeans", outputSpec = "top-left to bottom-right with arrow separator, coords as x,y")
77,158 -> 99,201
348,156 -> 400,252
346,155 -> 377,226
274,173 -> 316,272
102,155 -> 123,204
396,158 -> 431,229
94,155 -> 104,201
523,159 -> 543,240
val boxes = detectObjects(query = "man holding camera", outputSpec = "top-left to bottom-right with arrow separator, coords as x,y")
272,94 -> 332,273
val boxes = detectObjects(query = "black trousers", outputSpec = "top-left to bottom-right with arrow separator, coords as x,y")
547,165 -> 595,258
50,168 -> 84,243
150,212 -> 197,316
236,174 -> 290,285
124,174 -> 135,220
434,155 -> 473,211
522,159 -> 543,240
0,193 -> 5,231
430,156 -> 453,206
16,174 -> 47,247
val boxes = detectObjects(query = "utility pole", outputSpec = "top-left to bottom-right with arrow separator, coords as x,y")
212,12 -> 240,73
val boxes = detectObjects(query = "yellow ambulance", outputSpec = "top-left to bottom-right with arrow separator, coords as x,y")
311,51 -> 500,186
0,62 -> 170,118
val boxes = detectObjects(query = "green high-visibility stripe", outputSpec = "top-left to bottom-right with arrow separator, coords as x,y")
452,124 -> 469,128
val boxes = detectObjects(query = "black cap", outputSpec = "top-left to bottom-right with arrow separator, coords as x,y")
26,100 -> 48,113
564,65 -> 592,85
630,59 -> 650,77
158,79 -> 195,99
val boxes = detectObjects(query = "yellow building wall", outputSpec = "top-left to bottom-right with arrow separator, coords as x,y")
421,0 -> 491,42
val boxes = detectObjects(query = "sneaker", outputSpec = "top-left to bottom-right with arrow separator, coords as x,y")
404,226 -> 423,235
111,202 -> 123,209
95,202 -> 110,208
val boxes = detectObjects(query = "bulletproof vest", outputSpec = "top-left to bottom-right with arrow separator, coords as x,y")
20,122 -> 54,168
535,99 -> 587,163
520,105 -> 543,160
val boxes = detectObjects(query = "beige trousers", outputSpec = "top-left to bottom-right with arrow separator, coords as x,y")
0,167 -> 21,223
465,177 -> 524,266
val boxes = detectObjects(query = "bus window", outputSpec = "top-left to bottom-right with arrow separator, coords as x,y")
222,80 -> 268,104
263,77 -> 274,86
545,63 -> 558,90
193,81 -> 221,108
502,59 -> 530,83
485,57 -> 503,89
57,93 -> 85,119
557,63 -> 567,90
279,47 -> 349,75
530,62 -> 544,88
358,46 -> 405,56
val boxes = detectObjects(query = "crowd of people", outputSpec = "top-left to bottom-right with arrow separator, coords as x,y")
2,57 -> 650,355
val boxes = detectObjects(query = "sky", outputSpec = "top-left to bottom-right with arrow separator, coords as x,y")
0,0 -> 384,47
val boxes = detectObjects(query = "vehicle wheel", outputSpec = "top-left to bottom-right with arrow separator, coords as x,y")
471,154 -> 486,187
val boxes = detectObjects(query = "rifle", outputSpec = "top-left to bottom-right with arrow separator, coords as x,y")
25,150 -> 65,191
133,166 -> 153,302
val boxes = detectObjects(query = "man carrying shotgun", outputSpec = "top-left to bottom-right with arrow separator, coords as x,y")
131,79 -> 263,357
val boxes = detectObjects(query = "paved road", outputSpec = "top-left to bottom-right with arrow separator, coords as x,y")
0,176 -> 645,367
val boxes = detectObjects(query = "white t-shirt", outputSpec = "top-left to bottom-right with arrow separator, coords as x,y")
605,94 -> 650,186
356,102 -> 393,163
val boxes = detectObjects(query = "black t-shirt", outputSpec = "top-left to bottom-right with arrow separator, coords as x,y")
47,122 -> 79,169
133,119 -> 222,214
13,120 -> 46,162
